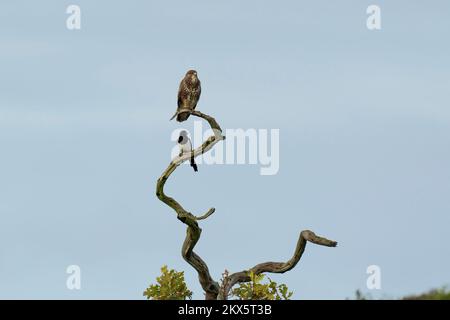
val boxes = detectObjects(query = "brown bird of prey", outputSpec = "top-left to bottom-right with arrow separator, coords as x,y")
170,70 -> 201,122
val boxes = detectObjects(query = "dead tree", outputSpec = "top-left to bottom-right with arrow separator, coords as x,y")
156,110 -> 337,300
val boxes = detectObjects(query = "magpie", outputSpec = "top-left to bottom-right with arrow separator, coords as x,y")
178,130 -> 198,172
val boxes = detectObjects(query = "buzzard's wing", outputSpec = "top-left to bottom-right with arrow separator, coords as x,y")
177,83 -> 183,108
177,80 -> 188,110
189,80 -> 201,111
193,82 -> 201,110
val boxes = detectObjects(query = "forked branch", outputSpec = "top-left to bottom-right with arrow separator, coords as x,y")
218,230 -> 337,299
156,110 -> 337,300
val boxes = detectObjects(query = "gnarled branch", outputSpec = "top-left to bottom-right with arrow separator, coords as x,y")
218,230 -> 337,299
156,109 -> 337,300
156,110 -> 224,299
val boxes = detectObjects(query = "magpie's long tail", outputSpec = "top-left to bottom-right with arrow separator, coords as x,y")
190,154 -> 198,172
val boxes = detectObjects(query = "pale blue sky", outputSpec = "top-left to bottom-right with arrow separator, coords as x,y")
0,1 -> 449,299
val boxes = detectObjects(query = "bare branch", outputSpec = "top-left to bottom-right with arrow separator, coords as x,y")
156,108 -> 337,300
156,110 -> 224,220
156,110 -> 224,300
218,230 -> 337,299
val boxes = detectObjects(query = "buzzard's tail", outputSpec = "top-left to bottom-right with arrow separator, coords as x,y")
177,112 -> 190,122
190,155 -> 198,172
170,111 -> 177,121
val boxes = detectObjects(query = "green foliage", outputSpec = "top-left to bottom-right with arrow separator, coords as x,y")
353,287 -> 450,300
402,286 -> 450,300
143,265 -> 193,300
231,271 -> 293,300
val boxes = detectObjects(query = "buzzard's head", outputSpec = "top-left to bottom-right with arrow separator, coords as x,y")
186,70 -> 198,82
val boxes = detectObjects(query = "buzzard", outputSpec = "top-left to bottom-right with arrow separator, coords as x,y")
170,70 -> 201,122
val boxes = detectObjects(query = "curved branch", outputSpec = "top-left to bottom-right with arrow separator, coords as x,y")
156,111 -> 224,219
218,230 -> 337,299
156,108 -> 337,300
156,110 -> 225,300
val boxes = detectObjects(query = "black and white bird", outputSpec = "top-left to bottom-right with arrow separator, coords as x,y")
178,130 -> 198,172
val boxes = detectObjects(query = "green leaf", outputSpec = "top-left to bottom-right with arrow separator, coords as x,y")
143,265 -> 193,300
